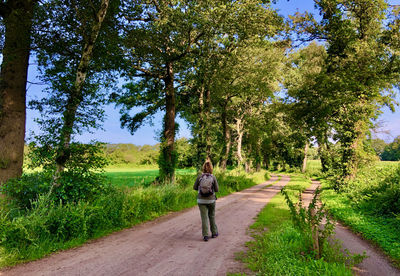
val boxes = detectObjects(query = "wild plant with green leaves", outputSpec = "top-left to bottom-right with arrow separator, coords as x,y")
281,187 -> 335,259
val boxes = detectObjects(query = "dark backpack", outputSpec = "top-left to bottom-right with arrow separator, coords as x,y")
199,173 -> 214,197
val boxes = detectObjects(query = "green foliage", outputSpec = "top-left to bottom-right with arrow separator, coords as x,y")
238,174 -> 359,275
339,162 -> 400,217
281,187 -> 335,259
307,147 -> 319,160
381,136 -> 400,161
1,171 -> 111,209
26,0 -> 123,196
287,1 -> 400,180
175,138 -> 195,168
28,141 -> 108,173
216,172 -> 259,197
20,141 -> 111,207
103,143 -> 159,166
1,173 -> 51,209
0,169 -> 265,267
321,162 -> 400,264
305,160 -> 324,178
371,138 -> 388,158
257,104 -> 310,172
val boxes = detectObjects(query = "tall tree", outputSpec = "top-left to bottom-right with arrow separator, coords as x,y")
284,42 -> 330,171
179,4 -> 285,171
115,0 -> 215,182
0,0 -> 37,184
115,0 -> 282,180
290,0 -> 400,181
29,0 -> 121,184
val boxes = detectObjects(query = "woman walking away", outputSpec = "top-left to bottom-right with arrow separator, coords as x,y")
194,160 -> 219,242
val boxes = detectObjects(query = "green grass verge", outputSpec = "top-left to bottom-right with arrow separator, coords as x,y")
320,179 -> 400,267
0,170 -> 268,269
306,160 -> 400,267
235,174 -> 354,276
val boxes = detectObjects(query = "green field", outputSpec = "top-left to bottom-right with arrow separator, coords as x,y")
104,168 -> 196,187
306,159 -> 400,174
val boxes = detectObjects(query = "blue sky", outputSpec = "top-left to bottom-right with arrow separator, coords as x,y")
25,0 -> 400,145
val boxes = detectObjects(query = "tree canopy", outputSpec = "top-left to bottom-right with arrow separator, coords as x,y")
0,0 -> 399,187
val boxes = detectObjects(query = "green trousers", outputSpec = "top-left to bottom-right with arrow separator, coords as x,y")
198,203 -> 218,237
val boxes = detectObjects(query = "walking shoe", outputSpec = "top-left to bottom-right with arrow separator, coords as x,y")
203,236 -> 209,242
211,233 -> 218,238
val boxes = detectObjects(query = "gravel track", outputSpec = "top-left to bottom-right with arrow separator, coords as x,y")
1,175 -> 290,276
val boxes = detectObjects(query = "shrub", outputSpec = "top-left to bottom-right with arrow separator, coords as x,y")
321,162 -> 400,264
1,173 -> 52,209
50,171 -> 112,203
337,163 -> 400,217
357,164 -> 400,217
1,171 -> 112,209
281,187 -> 335,259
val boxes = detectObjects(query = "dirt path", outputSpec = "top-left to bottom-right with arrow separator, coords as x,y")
1,175 -> 289,276
301,179 -> 400,276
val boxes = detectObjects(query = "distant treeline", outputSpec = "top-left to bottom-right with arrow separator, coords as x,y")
23,136 -> 396,170
103,138 -> 193,167
103,139 -> 322,168
372,136 -> 400,161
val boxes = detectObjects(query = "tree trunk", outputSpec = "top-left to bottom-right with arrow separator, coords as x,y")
196,85 -> 206,170
264,154 -> 270,170
339,120 -> 365,181
317,133 -> 330,173
236,118 -> 244,169
255,139 -> 261,172
342,135 -> 360,181
205,89 -> 211,160
53,0 -> 110,182
162,61 -> 176,182
245,145 -> 252,173
318,144 -> 326,172
0,0 -> 35,184
302,141 -> 309,173
256,161 -> 261,172
219,101 -> 231,170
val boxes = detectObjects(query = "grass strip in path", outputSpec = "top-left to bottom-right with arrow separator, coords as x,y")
232,174 -> 354,276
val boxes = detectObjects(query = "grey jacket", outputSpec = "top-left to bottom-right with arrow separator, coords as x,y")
193,173 -> 219,204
